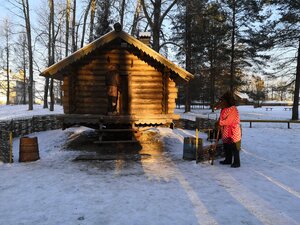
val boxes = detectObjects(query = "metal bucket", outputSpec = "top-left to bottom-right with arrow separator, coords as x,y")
183,137 -> 202,160
19,137 -> 40,162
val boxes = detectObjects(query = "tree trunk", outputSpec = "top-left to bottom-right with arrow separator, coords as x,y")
6,44 -> 10,105
184,0 -> 192,113
66,0 -> 71,56
209,59 -> 216,111
230,0 -> 236,92
22,35 -> 27,104
120,0 -> 126,28
22,0 -> 34,110
50,78 -> 54,111
152,0 -> 161,52
81,0 -> 92,48
43,77 -> 49,108
4,19 -> 11,105
131,0 -> 141,36
292,39 -> 300,120
89,0 -> 96,42
71,0 -> 77,53
50,0 -> 55,111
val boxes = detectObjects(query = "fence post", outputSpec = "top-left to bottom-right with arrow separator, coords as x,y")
32,117 -> 35,133
9,132 -> 13,163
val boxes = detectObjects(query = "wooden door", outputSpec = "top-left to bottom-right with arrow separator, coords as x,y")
119,74 -> 129,115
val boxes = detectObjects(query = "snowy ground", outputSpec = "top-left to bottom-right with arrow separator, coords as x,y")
0,104 -> 63,120
0,105 -> 300,225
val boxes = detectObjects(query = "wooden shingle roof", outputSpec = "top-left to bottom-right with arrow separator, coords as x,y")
40,29 -> 193,81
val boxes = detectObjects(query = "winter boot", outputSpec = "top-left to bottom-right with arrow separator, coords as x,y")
220,144 -> 232,165
231,148 -> 240,168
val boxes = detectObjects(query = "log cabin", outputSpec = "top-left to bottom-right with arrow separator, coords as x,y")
40,23 -> 193,131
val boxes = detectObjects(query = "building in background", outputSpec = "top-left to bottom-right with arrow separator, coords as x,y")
0,70 -> 35,104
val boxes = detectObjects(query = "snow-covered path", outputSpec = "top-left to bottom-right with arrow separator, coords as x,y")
1,105 -> 300,225
1,124 -> 300,225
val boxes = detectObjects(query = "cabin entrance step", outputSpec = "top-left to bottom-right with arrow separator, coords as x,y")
96,124 -> 139,144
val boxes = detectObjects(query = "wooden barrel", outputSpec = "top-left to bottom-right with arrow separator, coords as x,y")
19,137 -> 40,162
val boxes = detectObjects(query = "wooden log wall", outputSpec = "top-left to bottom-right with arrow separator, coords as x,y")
61,46 -> 178,117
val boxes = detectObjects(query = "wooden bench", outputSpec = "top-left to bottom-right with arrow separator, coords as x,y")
265,107 -> 273,111
241,119 -> 300,129
284,107 -> 292,111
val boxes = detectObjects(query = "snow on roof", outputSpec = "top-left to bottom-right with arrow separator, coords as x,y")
234,91 -> 250,100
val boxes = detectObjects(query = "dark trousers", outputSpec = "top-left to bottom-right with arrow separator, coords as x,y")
223,141 -> 241,166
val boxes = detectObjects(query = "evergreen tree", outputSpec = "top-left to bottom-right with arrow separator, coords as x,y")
220,0 -> 272,91
268,0 -> 300,119
171,0 -> 231,109
94,0 -> 113,39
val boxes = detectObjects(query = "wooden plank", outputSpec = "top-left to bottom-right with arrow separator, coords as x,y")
168,93 -> 177,98
75,103 -> 107,108
131,76 -> 162,82
131,104 -> 162,109
131,110 -> 162,114
131,88 -> 163,94
76,81 -> 105,86
168,87 -> 178,92
75,86 -> 106,92
76,67 -> 160,74
128,71 -> 161,75
80,58 -> 149,65
77,75 -> 106,82
78,60 -> 149,68
131,99 -> 162,104
76,92 -> 107,97
129,83 -> 163,88
76,98 -> 107,104
129,93 -> 162,99
168,82 -> 176,88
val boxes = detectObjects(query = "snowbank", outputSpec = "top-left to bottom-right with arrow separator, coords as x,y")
0,104 -> 63,120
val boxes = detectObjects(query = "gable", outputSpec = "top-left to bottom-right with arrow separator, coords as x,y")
40,29 -> 193,82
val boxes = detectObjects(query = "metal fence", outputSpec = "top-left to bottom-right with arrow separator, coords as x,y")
0,115 -> 62,163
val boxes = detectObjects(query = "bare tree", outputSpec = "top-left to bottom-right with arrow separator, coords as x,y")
21,0 -> 34,110
49,0 -> 55,111
14,33 -> 28,104
71,0 -> 77,53
131,0 -> 142,36
89,0 -> 96,42
119,0 -> 126,28
81,0 -> 93,48
140,0 -> 178,52
66,0 -> 71,56
1,19 -> 13,105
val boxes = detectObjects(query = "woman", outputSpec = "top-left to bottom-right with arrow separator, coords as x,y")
215,91 -> 241,168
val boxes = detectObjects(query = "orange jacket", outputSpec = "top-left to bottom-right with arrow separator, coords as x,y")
219,106 -> 241,144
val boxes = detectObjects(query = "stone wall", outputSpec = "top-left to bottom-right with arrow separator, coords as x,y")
0,115 -> 62,163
